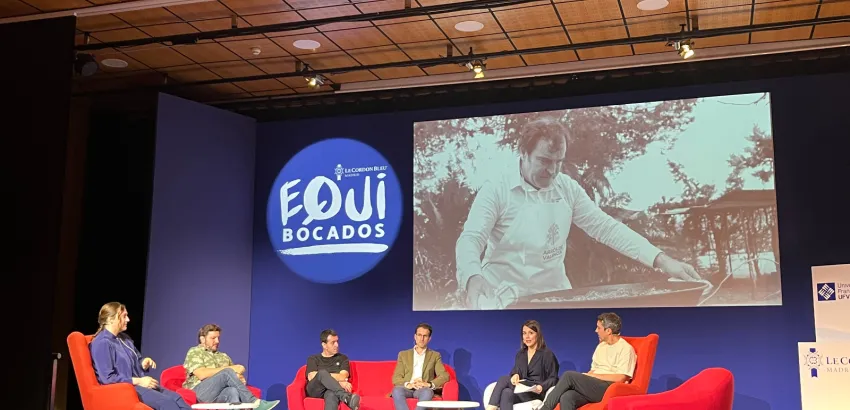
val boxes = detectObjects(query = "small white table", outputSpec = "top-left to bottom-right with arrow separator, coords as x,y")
191,403 -> 259,409
418,401 -> 481,409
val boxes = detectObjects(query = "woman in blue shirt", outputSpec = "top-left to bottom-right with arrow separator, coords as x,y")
90,302 -> 191,410
487,320 -> 559,410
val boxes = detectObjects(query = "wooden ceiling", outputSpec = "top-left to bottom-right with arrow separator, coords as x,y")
3,0 -> 850,103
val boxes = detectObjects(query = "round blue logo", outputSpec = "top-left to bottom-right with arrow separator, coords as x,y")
266,138 -> 403,284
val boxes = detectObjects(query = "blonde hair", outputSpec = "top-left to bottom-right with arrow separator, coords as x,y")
94,302 -> 126,337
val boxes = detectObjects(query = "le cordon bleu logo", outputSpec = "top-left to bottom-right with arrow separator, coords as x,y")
803,347 -> 850,378
266,138 -> 402,284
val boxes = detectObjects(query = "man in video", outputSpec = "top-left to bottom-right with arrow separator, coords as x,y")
455,117 -> 701,309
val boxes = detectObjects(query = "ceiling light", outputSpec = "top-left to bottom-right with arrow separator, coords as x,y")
465,60 -> 485,79
101,58 -> 129,68
672,40 -> 695,59
293,39 -> 321,50
679,44 -> 694,59
637,0 -> 669,10
454,20 -> 484,32
305,74 -> 325,88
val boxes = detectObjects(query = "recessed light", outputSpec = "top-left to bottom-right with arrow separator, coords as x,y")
293,39 -> 321,50
454,20 -> 484,32
637,0 -> 669,11
101,58 -> 128,68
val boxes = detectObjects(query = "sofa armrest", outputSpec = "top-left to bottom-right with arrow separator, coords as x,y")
442,379 -> 460,401
248,385 -> 262,400
287,374 -> 308,410
597,383 -> 643,406
175,387 -> 198,405
90,383 -> 144,409
608,390 -> 713,410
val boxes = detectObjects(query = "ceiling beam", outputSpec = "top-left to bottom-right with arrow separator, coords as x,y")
335,36 -> 850,93
209,36 -> 850,109
75,0 -> 579,50
217,47 -> 850,119
0,0 -> 215,25
72,14 -> 850,97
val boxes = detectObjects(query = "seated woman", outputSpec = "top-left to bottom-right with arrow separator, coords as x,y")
90,302 -> 191,410
487,320 -> 559,410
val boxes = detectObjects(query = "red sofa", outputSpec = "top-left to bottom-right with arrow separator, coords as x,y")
288,361 -> 459,410
161,365 -> 263,405
607,367 -> 734,410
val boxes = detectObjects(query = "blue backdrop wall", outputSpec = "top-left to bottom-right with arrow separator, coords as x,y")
247,72 -> 850,410
143,93 -> 257,379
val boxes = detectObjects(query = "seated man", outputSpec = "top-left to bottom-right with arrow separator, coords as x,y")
537,313 -> 636,410
183,324 -> 279,410
391,323 -> 450,410
306,329 -> 361,410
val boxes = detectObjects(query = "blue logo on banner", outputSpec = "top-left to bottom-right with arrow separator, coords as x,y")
817,282 -> 836,301
805,348 -> 822,378
266,138 -> 402,284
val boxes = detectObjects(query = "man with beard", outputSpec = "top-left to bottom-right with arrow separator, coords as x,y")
183,324 -> 280,409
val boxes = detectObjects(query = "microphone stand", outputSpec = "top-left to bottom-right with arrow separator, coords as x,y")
49,352 -> 61,410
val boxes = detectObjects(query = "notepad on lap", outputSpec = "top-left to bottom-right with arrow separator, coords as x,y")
513,380 -> 536,394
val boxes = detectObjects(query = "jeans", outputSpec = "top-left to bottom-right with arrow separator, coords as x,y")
306,370 -> 352,410
391,385 -> 434,410
541,371 -> 613,410
488,375 -> 542,410
193,368 -> 259,404
136,385 -> 191,410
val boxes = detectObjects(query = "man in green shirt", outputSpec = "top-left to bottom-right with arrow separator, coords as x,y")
183,324 -> 280,410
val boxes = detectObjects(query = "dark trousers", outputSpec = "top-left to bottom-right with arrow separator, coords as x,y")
306,370 -> 350,410
193,368 -> 258,403
135,385 -> 191,410
542,371 -> 613,410
489,375 -> 543,409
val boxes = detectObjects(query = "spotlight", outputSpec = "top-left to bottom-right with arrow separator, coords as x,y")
74,53 -> 98,76
296,61 -> 325,89
305,74 -> 325,88
465,60 -> 485,79
673,39 -> 695,59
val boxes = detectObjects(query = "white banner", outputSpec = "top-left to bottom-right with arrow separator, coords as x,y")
812,264 -> 850,341
798,342 -> 850,410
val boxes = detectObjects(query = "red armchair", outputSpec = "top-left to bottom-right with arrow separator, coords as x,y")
549,334 -> 659,410
288,361 -> 459,410
67,331 -> 152,410
161,365 -> 263,405
607,368 -> 734,410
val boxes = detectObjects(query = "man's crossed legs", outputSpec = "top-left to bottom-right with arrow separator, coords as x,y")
539,371 -> 613,410
193,368 -> 280,410
306,370 -> 361,410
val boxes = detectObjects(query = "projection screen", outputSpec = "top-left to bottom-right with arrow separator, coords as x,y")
413,93 -> 782,311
